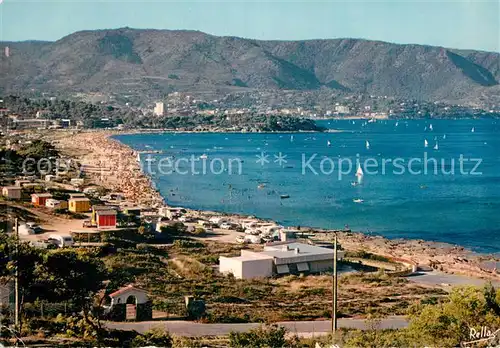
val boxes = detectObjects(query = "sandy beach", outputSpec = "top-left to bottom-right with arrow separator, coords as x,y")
48,130 -> 500,281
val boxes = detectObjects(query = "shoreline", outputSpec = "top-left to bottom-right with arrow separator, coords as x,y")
49,130 -> 500,281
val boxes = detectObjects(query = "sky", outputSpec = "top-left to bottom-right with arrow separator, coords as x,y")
0,0 -> 498,52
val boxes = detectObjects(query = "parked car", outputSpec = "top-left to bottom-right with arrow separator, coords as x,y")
220,222 -> 232,229
25,222 -> 42,233
82,220 -> 94,228
179,216 -> 194,223
236,236 -> 246,244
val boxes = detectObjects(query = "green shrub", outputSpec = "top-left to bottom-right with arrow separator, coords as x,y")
193,227 -> 206,236
131,328 -> 173,347
172,240 -> 204,249
228,324 -> 297,347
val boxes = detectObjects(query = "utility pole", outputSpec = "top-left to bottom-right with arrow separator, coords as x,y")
331,232 -> 338,336
14,218 -> 19,331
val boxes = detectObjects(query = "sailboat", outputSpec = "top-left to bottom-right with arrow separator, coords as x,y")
290,135 -> 294,142
136,153 -> 141,162
395,121 -> 399,127
327,140 -> 331,147
429,124 -> 434,131
356,165 -> 364,185
433,142 -> 439,150
471,127 -> 475,133
424,139 -> 429,148
365,140 -> 370,150
443,134 -> 446,139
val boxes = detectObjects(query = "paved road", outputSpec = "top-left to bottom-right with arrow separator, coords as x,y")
105,316 -> 407,337
407,271 -> 500,288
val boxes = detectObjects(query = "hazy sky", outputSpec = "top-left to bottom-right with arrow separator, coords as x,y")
0,0 -> 498,52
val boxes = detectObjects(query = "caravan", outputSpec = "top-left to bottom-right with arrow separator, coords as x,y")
48,234 -> 74,248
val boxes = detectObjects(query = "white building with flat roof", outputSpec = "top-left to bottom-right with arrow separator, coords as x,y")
154,102 -> 165,116
219,242 -> 344,279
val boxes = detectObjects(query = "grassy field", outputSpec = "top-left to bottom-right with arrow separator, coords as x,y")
101,240 -> 448,323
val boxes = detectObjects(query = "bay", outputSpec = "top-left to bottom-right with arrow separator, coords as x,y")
114,118 -> 500,253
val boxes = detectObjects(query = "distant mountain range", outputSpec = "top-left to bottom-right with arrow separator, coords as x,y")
1,28 -> 499,105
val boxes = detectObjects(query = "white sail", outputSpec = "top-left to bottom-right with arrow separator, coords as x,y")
434,142 -> 439,150
290,135 -> 294,142
327,140 -> 331,147
395,121 -> 399,127
365,140 -> 370,149
443,134 -> 446,139
356,165 -> 364,184
471,127 -> 475,133
424,139 -> 428,147
429,124 -> 433,131
136,153 -> 141,162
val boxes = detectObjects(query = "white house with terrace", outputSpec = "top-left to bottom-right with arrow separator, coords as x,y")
219,242 -> 345,279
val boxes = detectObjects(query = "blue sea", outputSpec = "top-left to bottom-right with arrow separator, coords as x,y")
114,119 -> 500,254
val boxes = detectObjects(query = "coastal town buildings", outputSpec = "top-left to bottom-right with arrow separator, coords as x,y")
153,102 -> 165,116
69,193 -> 86,199
159,207 -> 185,220
108,285 -> 149,306
68,197 -> 91,213
2,186 -> 22,200
45,199 -> 68,210
219,242 -> 345,279
14,180 -> 31,187
96,210 -> 117,229
31,193 -> 53,206
91,206 -> 118,229
335,105 -> 350,114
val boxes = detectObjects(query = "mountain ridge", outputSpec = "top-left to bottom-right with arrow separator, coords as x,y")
1,28 -> 499,105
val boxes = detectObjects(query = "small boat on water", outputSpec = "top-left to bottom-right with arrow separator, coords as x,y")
365,140 -> 370,150
395,121 -> 399,127
200,154 -> 208,159
353,164 -> 364,186
434,142 -> 439,150
353,199 -> 364,203
280,194 -> 290,199
257,184 -> 266,189
136,153 -> 141,162
429,124 -> 434,131
327,140 -> 331,147
443,134 -> 446,139
145,157 -> 156,162
471,127 -> 475,133
424,139 -> 429,148
290,135 -> 294,142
